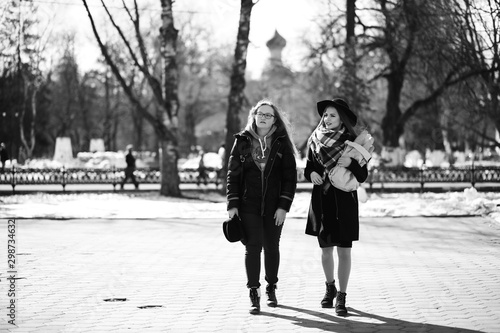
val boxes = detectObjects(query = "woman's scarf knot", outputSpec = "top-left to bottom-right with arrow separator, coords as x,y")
308,125 -> 352,173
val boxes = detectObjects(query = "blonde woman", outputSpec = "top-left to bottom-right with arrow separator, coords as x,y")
226,99 -> 298,314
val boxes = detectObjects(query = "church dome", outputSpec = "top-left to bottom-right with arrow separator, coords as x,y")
266,30 -> 287,49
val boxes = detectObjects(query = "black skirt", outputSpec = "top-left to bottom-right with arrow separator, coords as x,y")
316,185 -> 357,248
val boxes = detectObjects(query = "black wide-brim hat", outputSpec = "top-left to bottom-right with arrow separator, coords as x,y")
222,215 -> 247,244
317,98 -> 357,126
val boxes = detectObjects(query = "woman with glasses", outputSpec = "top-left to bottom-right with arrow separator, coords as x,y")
226,99 -> 298,314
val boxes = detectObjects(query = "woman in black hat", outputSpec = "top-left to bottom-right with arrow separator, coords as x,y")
226,99 -> 298,314
304,98 -> 369,315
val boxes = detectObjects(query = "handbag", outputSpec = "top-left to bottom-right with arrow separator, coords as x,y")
328,136 -> 373,192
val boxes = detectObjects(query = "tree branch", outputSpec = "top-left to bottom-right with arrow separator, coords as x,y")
444,114 -> 500,147
126,0 -> 164,105
399,66 -> 497,126
99,0 -> 144,72
82,0 -> 156,126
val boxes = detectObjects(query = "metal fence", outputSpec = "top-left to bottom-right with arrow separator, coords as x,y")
1,166 -> 499,193
366,166 -> 500,187
0,166 -> 222,192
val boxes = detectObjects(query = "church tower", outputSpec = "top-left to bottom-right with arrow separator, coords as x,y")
266,29 -> 286,67
261,29 -> 292,82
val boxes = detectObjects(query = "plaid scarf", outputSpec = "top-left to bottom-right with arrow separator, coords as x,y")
308,124 -> 351,173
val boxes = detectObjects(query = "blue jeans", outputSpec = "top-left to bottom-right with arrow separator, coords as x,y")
240,212 -> 284,288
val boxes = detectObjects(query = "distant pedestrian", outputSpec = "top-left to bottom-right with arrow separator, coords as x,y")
197,150 -> 209,186
304,98 -> 369,315
226,99 -> 298,314
121,145 -> 139,190
218,143 -> 226,161
0,142 -> 8,173
216,143 -> 226,187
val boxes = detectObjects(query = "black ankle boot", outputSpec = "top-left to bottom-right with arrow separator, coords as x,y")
266,284 -> 278,307
249,287 -> 260,314
335,291 -> 347,315
321,281 -> 337,308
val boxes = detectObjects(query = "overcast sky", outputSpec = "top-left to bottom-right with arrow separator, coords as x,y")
34,0 -> 332,78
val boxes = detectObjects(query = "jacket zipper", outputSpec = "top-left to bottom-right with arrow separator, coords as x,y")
261,140 -> 281,216
260,168 -> 266,216
239,132 -> 285,217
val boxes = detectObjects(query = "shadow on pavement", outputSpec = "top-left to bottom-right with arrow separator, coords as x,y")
261,304 -> 482,333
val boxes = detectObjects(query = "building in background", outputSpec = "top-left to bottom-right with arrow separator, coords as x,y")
196,30 -> 315,156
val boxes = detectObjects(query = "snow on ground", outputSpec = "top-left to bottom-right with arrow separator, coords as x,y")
1,187 -> 500,224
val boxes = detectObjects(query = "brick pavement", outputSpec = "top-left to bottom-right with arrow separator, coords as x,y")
1,215 -> 499,332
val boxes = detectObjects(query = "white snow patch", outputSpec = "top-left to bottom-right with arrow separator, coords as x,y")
1,187 -> 499,224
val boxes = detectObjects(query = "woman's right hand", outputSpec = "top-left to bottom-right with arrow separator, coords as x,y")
310,171 -> 324,185
228,207 -> 239,218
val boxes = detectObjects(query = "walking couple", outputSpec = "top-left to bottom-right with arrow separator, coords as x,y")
226,98 -> 371,315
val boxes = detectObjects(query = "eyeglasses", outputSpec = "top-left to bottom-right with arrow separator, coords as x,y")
256,112 -> 276,120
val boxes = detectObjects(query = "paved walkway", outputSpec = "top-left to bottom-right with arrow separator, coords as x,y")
1,214 -> 499,332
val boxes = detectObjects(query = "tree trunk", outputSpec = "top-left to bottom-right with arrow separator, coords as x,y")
28,81 -> 37,156
184,104 -> 197,150
112,110 -> 120,151
159,0 -> 181,196
82,0 -> 182,196
159,138 -> 180,193
491,100 -> 500,145
222,0 -> 254,191
131,106 -> 143,151
487,73 -> 500,144
381,73 -> 405,147
104,73 -> 112,150
343,0 -> 359,109
346,0 -> 355,41
18,75 -> 28,157
18,75 -> 37,159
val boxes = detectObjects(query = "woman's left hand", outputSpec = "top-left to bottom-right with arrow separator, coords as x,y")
274,208 -> 287,226
337,155 -> 352,168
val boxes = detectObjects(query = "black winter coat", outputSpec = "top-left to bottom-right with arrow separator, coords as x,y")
226,129 -> 297,216
304,147 -> 368,242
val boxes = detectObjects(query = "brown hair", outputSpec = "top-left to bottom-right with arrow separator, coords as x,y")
245,99 -> 299,157
321,106 -> 359,140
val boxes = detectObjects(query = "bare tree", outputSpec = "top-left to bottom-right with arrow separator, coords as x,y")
52,38 -> 80,140
176,16 -> 231,154
456,0 -> 500,145
363,0 -> 497,147
0,0 -> 45,160
222,0 -> 256,187
342,0 -> 358,104
309,0 -> 498,148
82,0 -> 181,196
305,1 -> 369,121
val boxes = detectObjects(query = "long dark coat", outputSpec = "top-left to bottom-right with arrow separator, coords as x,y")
304,147 -> 368,243
226,129 -> 297,217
